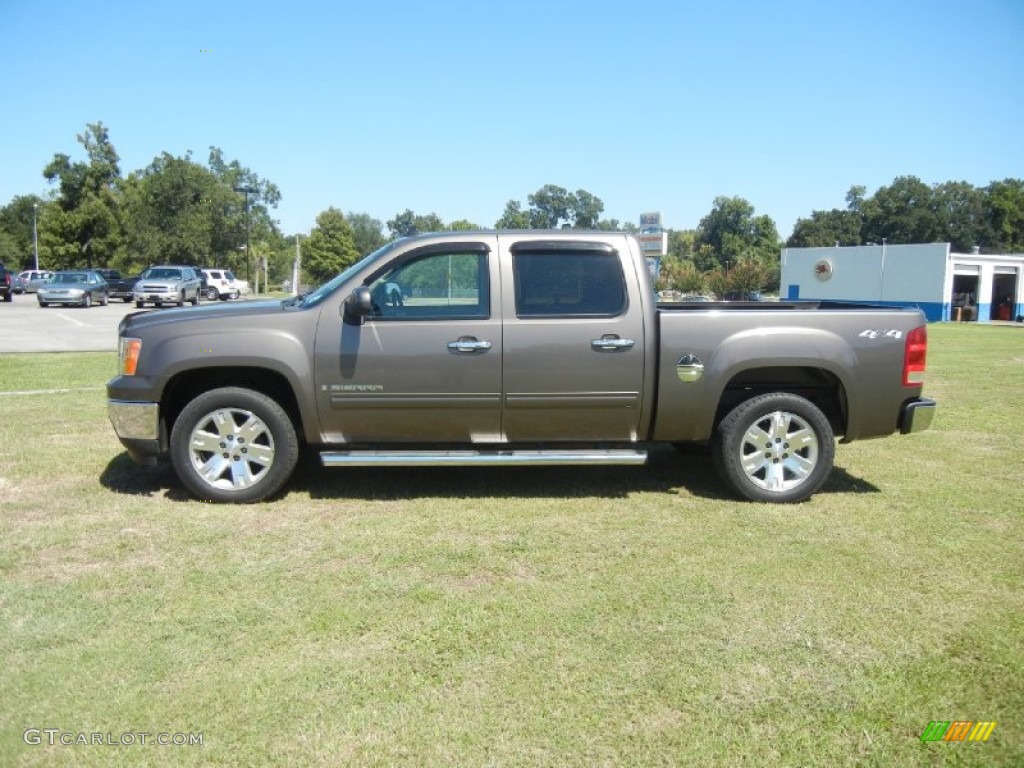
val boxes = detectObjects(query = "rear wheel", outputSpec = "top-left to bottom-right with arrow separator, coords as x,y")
712,392 -> 835,503
170,387 -> 299,503
136,300 -> 145,308
207,286 -> 218,301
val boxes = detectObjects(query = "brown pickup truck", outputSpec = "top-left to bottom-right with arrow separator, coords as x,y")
107,230 -> 936,503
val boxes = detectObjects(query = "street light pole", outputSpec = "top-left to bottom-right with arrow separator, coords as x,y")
33,203 -> 39,271
235,186 -> 256,290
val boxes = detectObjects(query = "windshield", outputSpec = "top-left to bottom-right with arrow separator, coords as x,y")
141,268 -> 182,280
52,272 -> 88,284
295,241 -> 404,308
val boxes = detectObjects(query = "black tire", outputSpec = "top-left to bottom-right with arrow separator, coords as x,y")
170,387 -> 299,503
136,300 -> 145,308
38,300 -> 47,308
100,291 -> 108,306
176,291 -> 185,307
123,297 -> 133,303
83,293 -> 92,308
207,286 -> 218,301
712,392 -> 835,503
3,292 -> 12,303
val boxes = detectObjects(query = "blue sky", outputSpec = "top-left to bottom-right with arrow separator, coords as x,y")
2,0 -> 1022,239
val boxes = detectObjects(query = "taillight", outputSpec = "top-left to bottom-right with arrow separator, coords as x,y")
903,325 -> 927,387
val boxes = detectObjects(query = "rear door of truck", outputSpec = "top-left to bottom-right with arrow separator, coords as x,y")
500,237 -> 646,442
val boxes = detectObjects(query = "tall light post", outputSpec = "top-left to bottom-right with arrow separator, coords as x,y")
235,186 -> 256,289
33,203 -> 40,271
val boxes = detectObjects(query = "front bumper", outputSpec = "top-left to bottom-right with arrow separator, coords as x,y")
108,399 -> 163,465
899,397 -> 937,434
39,293 -> 85,304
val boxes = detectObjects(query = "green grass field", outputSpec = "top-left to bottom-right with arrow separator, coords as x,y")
1,324 -> 1022,767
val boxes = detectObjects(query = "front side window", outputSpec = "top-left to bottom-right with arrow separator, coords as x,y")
366,251 -> 489,319
513,251 -> 627,317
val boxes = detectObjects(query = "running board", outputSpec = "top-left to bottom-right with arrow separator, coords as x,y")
320,449 -> 648,468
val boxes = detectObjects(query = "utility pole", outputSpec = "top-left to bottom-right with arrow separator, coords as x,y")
33,203 -> 39,271
235,186 -> 256,289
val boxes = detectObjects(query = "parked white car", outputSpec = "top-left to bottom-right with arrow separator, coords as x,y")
201,268 -> 244,300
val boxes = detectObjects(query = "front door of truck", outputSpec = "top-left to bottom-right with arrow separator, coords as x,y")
501,241 -> 646,442
314,240 -> 502,443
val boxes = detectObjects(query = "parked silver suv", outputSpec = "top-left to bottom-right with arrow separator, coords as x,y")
133,266 -> 203,308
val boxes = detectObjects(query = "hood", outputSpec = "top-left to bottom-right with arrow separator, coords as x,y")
119,299 -> 293,336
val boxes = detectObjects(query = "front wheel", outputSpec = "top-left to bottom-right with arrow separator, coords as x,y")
170,387 -> 299,503
712,392 -> 835,503
83,293 -> 92,308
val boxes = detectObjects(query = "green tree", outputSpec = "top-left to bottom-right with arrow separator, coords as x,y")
41,122 -> 123,268
696,196 -> 780,269
304,207 -> 360,283
656,256 -> 705,294
495,200 -> 530,229
787,208 -> 862,248
387,209 -> 445,239
346,212 -> 387,256
860,175 -> 942,245
447,219 -> 480,231
0,194 -> 45,268
984,179 -> 1024,252
122,152 -> 220,268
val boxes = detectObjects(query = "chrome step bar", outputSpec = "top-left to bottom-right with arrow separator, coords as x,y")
320,449 -> 648,468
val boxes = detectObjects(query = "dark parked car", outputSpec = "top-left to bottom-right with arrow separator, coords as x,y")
95,269 -> 140,302
38,270 -> 110,307
0,262 -> 12,303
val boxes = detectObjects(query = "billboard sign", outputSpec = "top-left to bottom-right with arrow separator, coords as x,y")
639,211 -> 663,231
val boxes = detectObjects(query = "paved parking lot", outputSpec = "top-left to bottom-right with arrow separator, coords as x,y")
0,297 -> 141,352
0,296 -> 256,353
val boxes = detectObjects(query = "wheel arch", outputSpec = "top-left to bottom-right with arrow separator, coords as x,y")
161,367 -> 305,446
714,365 -> 849,438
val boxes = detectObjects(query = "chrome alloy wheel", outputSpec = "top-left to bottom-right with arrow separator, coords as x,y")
187,407 -> 276,490
738,410 -> 819,493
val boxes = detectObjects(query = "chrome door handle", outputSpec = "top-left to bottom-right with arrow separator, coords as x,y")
448,337 -> 492,353
591,336 -> 635,351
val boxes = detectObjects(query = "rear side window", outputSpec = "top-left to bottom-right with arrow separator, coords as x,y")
513,251 -> 627,317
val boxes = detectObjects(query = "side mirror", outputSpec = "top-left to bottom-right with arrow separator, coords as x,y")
343,285 -> 373,325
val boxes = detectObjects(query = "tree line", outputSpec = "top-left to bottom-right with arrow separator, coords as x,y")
1,123 -> 1021,296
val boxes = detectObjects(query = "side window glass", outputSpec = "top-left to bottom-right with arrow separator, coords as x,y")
367,252 -> 489,320
514,252 -> 627,317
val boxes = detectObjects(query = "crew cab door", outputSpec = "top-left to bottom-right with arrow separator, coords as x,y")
313,239 -> 502,443
501,240 -> 646,442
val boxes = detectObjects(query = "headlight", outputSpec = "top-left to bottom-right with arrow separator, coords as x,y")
119,337 -> 142,376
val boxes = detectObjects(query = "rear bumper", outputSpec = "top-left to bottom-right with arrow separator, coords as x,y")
108,400 -> 163,465
899,397 -> 937,434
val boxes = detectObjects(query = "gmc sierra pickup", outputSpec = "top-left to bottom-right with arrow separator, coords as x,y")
107,231 -> 936,504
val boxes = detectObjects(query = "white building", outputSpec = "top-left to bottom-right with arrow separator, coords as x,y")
780,243 -> 1024,323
